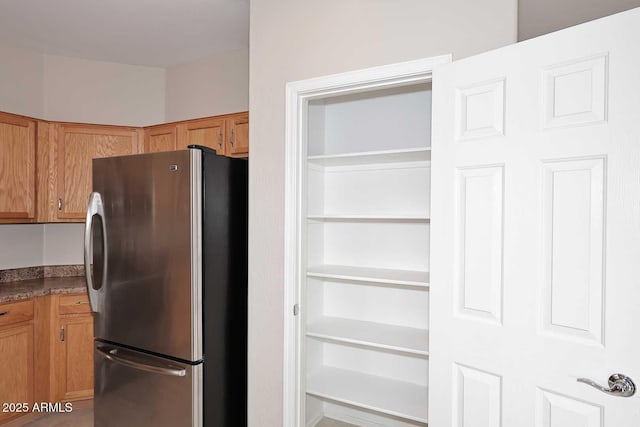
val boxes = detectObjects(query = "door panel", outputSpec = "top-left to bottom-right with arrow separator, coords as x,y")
431,8 -> 640,427
453,364 -> 502,427
541,158 -> 605,344
455,165 -> 504,325
94,342 -> 201,427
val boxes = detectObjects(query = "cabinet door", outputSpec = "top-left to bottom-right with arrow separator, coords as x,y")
0,112 -> 36,221
0,323 -> 34,423
55,124 -> 140,220
56,315 -> 94,401
177,118 -> 225,154
144,124 -> 177,153
225,113 -> 249,157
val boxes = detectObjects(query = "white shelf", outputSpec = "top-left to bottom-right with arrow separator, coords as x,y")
307,214 -> 430,223
307,148 -> 430,167
307,264 -> 429,288
307,366 -> 428,424
307,316 -> 429,356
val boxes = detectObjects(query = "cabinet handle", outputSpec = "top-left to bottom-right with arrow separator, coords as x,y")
58,198 -> 63,211
0,310 -> 10,317
60,327 -> 65,342
217,131 -> 223,149
230,129 -> 235,147
75,301 -> 90,305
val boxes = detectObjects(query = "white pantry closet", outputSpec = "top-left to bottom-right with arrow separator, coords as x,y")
305,85 -> 431,426
288,8 -> 640,427
285,57 -> 449,427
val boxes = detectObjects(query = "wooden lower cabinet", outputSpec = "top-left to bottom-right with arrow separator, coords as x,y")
54,315 -> 94,401
49,294 -> 94,403
0,295 -> 93,425
0,324 -> 34,424
0,301 -> 34,424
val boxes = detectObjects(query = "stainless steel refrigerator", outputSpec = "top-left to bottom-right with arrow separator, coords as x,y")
84,147 -> 248,427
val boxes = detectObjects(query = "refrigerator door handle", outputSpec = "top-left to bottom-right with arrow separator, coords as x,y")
96,346 -> 187,377
84,192 -> 108,313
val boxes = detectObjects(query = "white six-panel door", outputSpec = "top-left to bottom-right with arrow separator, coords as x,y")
431,8 -> 640,427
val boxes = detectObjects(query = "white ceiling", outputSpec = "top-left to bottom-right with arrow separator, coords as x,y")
0,0 -> 249,67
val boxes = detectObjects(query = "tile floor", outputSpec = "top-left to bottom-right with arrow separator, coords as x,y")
17,407 -> 93,427
15,409 -> 355,427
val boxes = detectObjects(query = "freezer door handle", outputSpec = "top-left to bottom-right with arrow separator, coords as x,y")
96,346 -> 187,377
84,192 -> 108,313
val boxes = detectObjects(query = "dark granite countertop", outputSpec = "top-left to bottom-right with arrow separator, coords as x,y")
0,276 -> 87,304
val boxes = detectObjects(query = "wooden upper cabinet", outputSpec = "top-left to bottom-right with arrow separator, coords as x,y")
54,124 -> 141,220
225,113 -> 249,157
144,124 -> 177,153
0,110 -> 246,224
174,112 -> 248,157
0,112 -> 37,222
177,117 -> 226,154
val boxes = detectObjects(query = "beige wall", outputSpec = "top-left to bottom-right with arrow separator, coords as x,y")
0,224 -> 84,270
0,225 -> 44,270
165,48 -> 249,122
248,1 -> 517,425
519,0 -> 640,40
43,224 -> 84,266
42,54 -> 165,126
0,46 -> 43,117
0,50 -> 166,271
0,48 -> 166,126
0,48 -> 44,271
0,47 -> 246,271
0,46 -> 249,127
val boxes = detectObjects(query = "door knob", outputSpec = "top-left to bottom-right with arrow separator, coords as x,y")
577,373 -> 635,397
